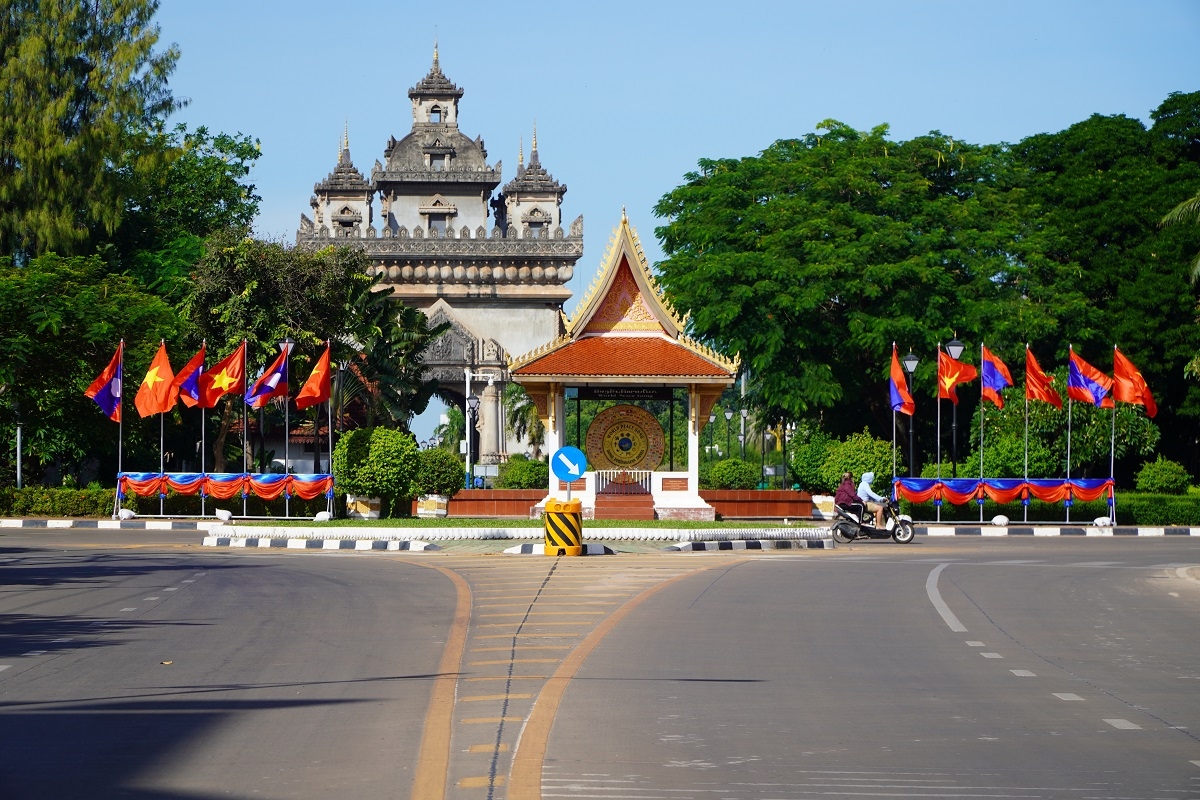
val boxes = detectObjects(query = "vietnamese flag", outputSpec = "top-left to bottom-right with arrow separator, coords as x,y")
197,341 -> 246,408
937,349 -> 978,405
295,344 -> 332,411
134,341 -> 177,417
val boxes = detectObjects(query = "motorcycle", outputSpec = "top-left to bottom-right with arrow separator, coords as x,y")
832,498 -> 915,544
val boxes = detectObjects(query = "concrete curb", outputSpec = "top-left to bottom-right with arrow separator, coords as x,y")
665,539 -> 834,551
503,543 -> 616,555
201,535 -> 439,551
918,525 -> 1200,536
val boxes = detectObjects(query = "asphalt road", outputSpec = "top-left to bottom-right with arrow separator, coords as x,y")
1,533 -> 1198,800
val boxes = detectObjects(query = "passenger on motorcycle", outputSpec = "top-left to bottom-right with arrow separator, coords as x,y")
833,472 -> 858,510
857,471 -> 886,529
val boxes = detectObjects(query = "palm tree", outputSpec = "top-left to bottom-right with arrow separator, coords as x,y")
1160,189 -> 1200,282
338,275 -> 450,430
504,382 -> 545,460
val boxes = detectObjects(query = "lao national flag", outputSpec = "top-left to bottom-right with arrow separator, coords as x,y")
1067,348 -> 1113,408
980,346 -> 1013,409
171,344 -> 206,408
245,342 -> 291,409
888,344 -> 914,416
84,342 -> 123,422
1113,347 -> 1157,418
295,344 -> 332,411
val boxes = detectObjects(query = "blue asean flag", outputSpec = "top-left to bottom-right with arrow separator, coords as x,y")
84,342 -> 123,422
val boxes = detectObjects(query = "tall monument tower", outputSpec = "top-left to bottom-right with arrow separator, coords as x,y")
297,45 -> 584,464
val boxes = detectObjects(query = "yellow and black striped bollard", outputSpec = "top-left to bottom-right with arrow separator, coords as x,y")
544,498 -> 583,556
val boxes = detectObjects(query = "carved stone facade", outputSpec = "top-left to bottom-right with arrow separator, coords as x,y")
296,45 -> 583,464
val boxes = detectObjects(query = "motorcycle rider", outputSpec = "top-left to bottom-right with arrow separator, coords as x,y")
857,471 -> 886,529
834,471 -> 859,511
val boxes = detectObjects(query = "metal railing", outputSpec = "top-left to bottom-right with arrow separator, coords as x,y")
595,469 -> 652,494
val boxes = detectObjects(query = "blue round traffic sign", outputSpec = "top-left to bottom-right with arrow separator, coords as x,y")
551,446 -> 588,482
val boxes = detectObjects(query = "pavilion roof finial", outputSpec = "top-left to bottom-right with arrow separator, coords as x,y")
518,136 -> 523,168
532,120 -> 537,154
433,37 -> 439,71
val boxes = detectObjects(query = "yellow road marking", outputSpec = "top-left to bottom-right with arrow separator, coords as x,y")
461,693 -> 533,702
469,743 -> 509,753
461,716 -> 525,724
508,559 -> 747,798
458,775 -> 505,788
465,675 -> 548,681
409,563 -> 471,800
470,658 -> 561,666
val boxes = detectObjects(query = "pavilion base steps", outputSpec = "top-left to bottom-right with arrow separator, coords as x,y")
592,490 -> 656,521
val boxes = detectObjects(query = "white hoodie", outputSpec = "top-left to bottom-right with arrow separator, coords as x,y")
857,472 -> 884,503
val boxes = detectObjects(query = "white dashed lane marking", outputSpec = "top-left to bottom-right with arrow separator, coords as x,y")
1011,670 -> 1036,677
1105,719 -> 1141,729
0,665 -> 10,672
981,652 -> 1003,658
119,607 -> 136,612
966,641 -> 985,647
164,588 -> 178,591
1053,693 -> 1084,701
144,597 -> 160,600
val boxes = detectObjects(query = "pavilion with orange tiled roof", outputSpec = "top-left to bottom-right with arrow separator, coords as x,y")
509,212 -> 737,520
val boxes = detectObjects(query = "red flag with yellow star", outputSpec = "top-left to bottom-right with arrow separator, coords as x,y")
295,344 -> 332,410
197,341 -> 246,408
134,341 -> 177,417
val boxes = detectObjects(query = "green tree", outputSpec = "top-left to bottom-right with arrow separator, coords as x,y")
330,426 -> 418,517
0,254 -> 177,483
0,0 -> 182,261
338,276 -> 450,430
504,382 -> 545,459
111,124 -> 262,302
1014,92 -> 1200,463
653,121 -> 1079,439
181,233 -> 374,470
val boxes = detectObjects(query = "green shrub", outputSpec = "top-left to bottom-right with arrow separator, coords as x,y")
416,448 -> 464,497
1135,456 -> 1191,495
708,458 -> 758,490
819,429 -> 895,496
698,460 -> 714,490
1114,493 -> 1200,525
331,427 -> 419,517
788,428 -> 833,493
497,457 -> 548,489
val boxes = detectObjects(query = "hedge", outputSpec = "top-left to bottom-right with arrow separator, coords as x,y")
902,493 -> 1200,526
0,486 -> 336,519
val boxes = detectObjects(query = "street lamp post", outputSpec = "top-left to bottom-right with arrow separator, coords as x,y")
902,351 -> 919,478
707,413 -> 715,461
740,408 -> 749,460
946,337 -> 965,478
723,407 -> 733,459
465,393 -> 480,489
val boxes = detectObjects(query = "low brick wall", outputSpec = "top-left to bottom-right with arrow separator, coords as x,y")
410,489 -> 545,518
698,490 -> 813,520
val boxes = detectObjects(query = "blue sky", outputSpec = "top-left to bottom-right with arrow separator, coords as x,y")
153,0 -> 1199,439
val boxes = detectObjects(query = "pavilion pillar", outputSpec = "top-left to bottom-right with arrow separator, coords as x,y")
688,384 -> 700,490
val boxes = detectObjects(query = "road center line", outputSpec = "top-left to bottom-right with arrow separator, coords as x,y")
927,563 -> 967,632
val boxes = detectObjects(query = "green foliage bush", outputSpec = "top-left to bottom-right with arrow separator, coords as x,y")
1135,455 -> 1191,495
819,429 -> 895,496
788,428 -> 833,494
708,459 -> 759,490
496,456 -> 549,490
331,427 -> 419,517
0,487 -> 335,519
416,448 -> 464,497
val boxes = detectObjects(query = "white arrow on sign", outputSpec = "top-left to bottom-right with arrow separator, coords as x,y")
557,451 -> 582,477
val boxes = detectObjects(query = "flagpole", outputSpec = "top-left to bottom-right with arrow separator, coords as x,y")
199,339 -> 207,519
936,343 -> 942,522
1109,348 -> 1117,524
242,341 -> 248,519
159,411 -> 165,517
326,341 -> 334,517
115,340 -> 125,518
284,341 -> 291,519
1024,345 -> 1030,524
979,345 -> 984,523
1066,399 -> 1073,525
